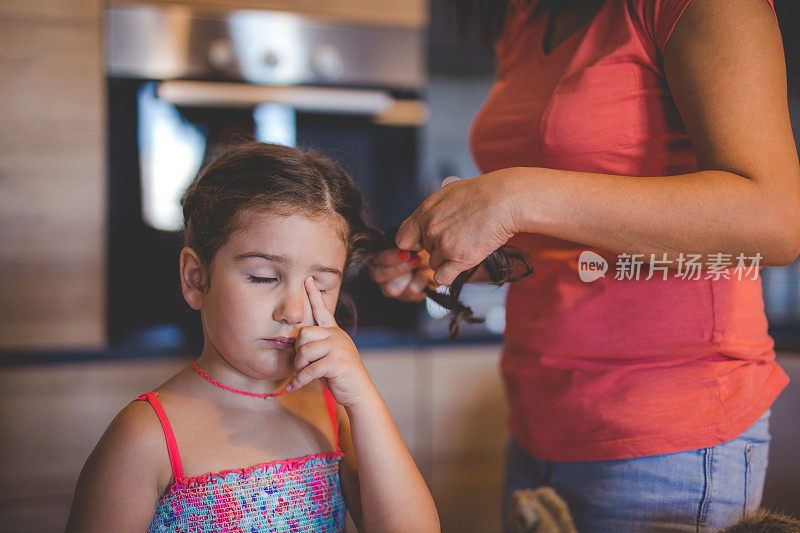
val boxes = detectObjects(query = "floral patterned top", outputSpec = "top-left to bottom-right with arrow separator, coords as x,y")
134,390 -> 347,532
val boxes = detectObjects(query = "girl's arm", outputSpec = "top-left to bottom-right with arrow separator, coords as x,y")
395,0 -> 800,286
288,278 -> 440,532
65,402 -> 169,532
335,405 -> 364,530
337,385 -> 439,533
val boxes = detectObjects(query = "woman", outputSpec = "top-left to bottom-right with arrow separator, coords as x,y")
369,0 -> 799,531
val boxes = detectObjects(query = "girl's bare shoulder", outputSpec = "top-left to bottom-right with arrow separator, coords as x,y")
88,364 -> 198,484
97,397 -> 173,476
108,365 -> 194,451
66,393 -> 174,531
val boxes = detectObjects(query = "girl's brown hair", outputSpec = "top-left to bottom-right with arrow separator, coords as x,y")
180,141 -> 379,330
180,141 -> 534,337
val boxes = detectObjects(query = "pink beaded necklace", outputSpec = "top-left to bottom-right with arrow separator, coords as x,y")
192,360 -> 288,399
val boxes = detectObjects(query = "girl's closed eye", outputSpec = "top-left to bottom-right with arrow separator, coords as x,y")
248,275 -> 278,284
248,275 -> 329,294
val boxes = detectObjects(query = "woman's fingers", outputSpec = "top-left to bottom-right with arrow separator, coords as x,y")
304,277 -> 337,327
369,248 -> 433,301
396,213 -> 424,251
380,271 -> 414,299
432,260 -> 463,286
398,270 -> 431,301
393,173 -> 520,288
370,248 -> 412,268
369,255 -> 419,283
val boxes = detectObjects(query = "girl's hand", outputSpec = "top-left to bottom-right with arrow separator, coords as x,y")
395,170 -> 522,286
367,248 -> 438,302
286,277 -> 375,408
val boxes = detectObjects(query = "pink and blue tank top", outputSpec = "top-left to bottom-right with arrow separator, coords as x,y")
134,389 -> 347,532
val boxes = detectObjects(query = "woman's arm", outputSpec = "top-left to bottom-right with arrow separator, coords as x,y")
65,402 -> 169,532
396,0 -> 800,286
514,0 -> 799,263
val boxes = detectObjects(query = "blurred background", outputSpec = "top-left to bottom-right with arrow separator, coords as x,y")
1,0 -> 799,530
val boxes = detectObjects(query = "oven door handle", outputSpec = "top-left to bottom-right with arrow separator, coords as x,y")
157,80 -> 428,125
157,81 -> 394,114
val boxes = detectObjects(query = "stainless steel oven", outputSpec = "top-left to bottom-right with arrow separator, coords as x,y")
105,5 -> 429,350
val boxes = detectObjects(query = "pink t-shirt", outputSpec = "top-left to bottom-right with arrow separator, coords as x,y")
469,0 -> 788,461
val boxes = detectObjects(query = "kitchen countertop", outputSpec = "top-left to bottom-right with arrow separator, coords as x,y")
6,323 -> 800,366
0,327 -> 505,367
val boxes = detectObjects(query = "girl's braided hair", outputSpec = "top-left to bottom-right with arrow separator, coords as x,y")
180,141 -> 535,338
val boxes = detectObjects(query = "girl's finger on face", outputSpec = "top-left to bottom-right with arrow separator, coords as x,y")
293,339 -> 329,371
381,271 -> 413,299
295,325 -> 331,348
304,277 -> 337,328
286,359 -> 327,392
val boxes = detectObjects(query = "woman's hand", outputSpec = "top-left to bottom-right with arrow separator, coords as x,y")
367,249 -> 438,302
286,277 -> 375,407
395,170 -> 522,286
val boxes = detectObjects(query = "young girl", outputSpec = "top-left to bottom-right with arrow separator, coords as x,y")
66,142 -> 440,532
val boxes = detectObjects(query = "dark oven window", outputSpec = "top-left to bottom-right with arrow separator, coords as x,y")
107,79 -> 421,350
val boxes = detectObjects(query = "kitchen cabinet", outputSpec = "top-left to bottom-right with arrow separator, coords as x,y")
112,0 -> 428,28
0,355 -> 188,530
0,0 -> 105,350
425,343 -> 507,532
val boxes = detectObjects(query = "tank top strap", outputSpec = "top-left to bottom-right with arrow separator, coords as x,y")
321,385 -> 340,452
133,392 -> 185,480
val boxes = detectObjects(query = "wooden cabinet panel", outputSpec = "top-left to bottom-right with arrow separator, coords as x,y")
429,456 -> 506,533
361,347 -> 421,456
425,344 -> 507,533
427,344 -> 506,457
0,356 -> 188,519
112,0 -> 429,28
0,4 -> 105,350
0,1 -> 99,22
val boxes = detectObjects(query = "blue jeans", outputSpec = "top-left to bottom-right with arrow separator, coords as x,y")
503,410 -> 771,533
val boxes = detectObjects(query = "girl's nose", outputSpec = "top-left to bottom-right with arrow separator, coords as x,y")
273,285 -> 310,325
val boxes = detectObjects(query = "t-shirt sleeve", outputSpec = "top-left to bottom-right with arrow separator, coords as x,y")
631,0 -> 778,58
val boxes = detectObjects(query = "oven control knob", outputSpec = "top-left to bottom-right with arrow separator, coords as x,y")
263,51 -> 280,68
311,44 -> 344,80
207,38 -> 235,70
